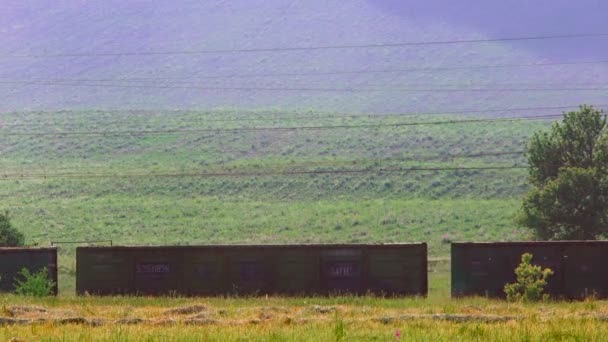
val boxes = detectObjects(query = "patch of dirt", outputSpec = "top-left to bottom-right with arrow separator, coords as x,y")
30,318 -> 48,325
47,309 -> 80,318
115,318 -> 148,325
183,318 -> 219,325
54,317 -> 88,325
191,312 -> 213,320
0,317 -> 31,326
87,318 -> 106,327
153,319 -> 178,326
309,305 -> 337,314
373,316 -> 397,324
460,305 -> 484,314
294,318 -> 312,324
259,306 -> 289,313
432,314 -> 520,323
256,306 -> 287,321
7,306 -> 47,316
258,312 -> 273,321
163,305 -> 208,316
0,316 -> 112,326
373,314 -> 521,324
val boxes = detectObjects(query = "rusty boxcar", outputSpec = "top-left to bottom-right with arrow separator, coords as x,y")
77,243 -> 427,296
0,247 -> 58,295
452,241 -> 608,299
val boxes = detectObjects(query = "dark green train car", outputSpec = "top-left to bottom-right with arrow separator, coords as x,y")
452,241 -> 608,299
0,247 -> 58,295
77,244 -> 427,296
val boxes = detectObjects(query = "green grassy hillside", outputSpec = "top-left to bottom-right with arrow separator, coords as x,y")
1,110 -> 548,250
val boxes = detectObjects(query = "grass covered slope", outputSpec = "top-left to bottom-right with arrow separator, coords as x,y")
9,197 -> 520,254
0,109 -> 546,256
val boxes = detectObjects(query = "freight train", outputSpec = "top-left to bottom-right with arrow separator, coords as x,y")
4,241 -> 608,299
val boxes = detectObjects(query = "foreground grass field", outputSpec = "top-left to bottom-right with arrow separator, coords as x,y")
2,293 -> 608,341
1,266 -> 604,341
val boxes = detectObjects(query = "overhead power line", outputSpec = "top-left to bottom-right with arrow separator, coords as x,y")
0,114 -> 564,136
2,104 -> 603,128
11,150 -> 525,174
6,79 -> 608,88
4,33 -> 608,58
0,165 -> 528,181
1,80 -> 606,92
2,60 -> 607,82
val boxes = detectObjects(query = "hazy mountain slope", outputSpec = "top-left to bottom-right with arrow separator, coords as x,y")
373,0 -> 608,59
0,0 -> 606,112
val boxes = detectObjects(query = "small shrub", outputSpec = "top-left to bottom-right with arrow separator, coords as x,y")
504,253 -> 553,302
14,267 -> 55,297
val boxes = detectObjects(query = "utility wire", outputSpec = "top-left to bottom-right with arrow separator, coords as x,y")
1,80 -> 606,92
6,79 -> 608,87
3,60 -> 607,82
4,33 -> 608,58
0,165 -> 529,181
1,104 -> 603,128
0,114 -> 565,137
11,151 -> 525,174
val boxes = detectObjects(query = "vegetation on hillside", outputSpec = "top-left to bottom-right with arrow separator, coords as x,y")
0,110 -> 547,251
0,211 -> 24,247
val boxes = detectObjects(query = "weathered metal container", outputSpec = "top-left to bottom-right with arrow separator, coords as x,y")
452,241 -> 608,299
77,243 -> 427,296
0,247 -> 58,295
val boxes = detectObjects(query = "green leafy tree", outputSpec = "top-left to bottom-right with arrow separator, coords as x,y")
504,253 -> 553,302
518,105 -> 608,240
0,211 -> 24,247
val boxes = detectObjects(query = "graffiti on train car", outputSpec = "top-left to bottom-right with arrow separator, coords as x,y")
136,263 -> 170,274
326,262 -> 358,278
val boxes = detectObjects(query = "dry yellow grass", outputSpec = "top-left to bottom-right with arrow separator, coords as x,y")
0,295 -> 607,341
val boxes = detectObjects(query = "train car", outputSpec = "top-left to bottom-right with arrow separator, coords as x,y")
0,247 -> 58,295
452,241 -> 608,299
77,243 -> 427,297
